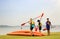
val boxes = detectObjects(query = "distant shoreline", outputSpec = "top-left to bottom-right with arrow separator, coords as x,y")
0,25 -> 60,27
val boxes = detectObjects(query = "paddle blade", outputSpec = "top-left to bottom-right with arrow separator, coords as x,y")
21,23 -> 26,26
43,28 -> 47,31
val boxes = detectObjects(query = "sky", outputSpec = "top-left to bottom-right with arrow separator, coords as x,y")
0,0 -> 60,26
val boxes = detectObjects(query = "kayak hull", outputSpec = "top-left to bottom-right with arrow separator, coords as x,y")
7,30 -> 45,36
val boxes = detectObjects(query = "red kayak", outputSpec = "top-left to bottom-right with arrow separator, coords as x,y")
7,30 -> 46,36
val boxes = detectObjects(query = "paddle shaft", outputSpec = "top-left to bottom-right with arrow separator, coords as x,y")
21,13 -> 44,26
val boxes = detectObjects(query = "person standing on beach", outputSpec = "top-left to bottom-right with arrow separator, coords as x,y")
29,18 -> 35,36
37,20 -> 42,32
46,18 -> 51,36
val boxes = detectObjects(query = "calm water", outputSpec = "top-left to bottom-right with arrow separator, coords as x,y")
0,25 -> 60,35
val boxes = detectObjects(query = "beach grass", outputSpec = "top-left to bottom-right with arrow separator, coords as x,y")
0,32 -> 60,39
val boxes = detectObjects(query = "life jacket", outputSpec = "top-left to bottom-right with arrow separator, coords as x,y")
32,21 -> 35,24
38,22 -> 42,26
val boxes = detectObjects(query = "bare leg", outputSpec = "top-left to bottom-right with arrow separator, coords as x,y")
47,30 -> 50,36
31,28 -> 34,36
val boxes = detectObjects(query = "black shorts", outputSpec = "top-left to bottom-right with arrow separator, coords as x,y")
39,26 -> 42,30
30,26 -> 34,31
